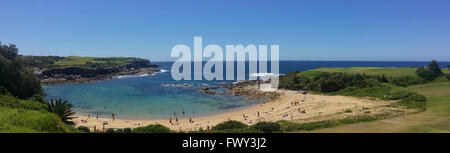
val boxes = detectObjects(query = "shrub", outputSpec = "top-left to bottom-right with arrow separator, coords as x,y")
388,91 -> 427,111
77,126 -> 90,133
389,91 -> 416,100
114,128 -> 132,133
0,86 -> 9,95
333,86 -> 391,99
31,94 -> 46,104
405,94 -> 427,102
446,74 -> 450,81
390,76 -> 427,87
415,60 -> 444,81
377,74 -> 388,83
105,128 -> 116,133
133,124 -> 172,133
212,120 -> 248,130
415,68 -> 437,81
251,122 -> 280,133
45,99 -> 76,125
0,94 -> 47,111
427,60 -> 443,76
205,128 -> 263,133
0,43 -> 43,99
123,128 -> 132,133
278,120 -> 336,131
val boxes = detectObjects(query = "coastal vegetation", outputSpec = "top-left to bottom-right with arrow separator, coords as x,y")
0,42 -> 79,133
278,61 -> 450,132
45,99 -> 76,125
2,41 -> 449,133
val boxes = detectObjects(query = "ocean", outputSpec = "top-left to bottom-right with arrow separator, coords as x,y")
43,61 -> 450,119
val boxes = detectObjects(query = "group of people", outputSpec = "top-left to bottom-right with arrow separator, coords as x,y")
169,111 -> 195,125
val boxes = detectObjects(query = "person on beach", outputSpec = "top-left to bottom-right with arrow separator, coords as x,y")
96,115 -> 99,120
112,113 -> 115,121
183,111 -> 185,116
88,113 -> 90,119
176,117 -> 178,123
257,111 -> 260,117
170,117 -> 172,125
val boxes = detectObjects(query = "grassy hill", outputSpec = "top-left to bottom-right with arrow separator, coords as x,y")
292,67 -> 450,132
299,67 -> 450,78
53,56 -> 143,67
19,55 -> 154,69
0,94 -> 78,133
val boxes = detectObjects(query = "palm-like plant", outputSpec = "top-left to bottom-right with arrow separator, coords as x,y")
46,99 -> 77,125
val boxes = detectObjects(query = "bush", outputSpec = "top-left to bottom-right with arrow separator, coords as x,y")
132,124 -> 172,133
405,94 -> 427,102
390,76 -> 428,87
388,91 -> 426,111
212,120 -> 248,130
0,43 -> 43,99
415,68 -> 437,81
389,91 -> 416,100
114,128 -> 132,133
31,94 -> 46,104
77,126 -> 90,133
123,128 -> 132,133
415,60 -> 444,81
446,74 -> 450,81
278,120 -> 336,131
205,128 -> 263,133
427,60 -> 443,76
251,122 -> 280,133
0,94 -> 47,111
105,128 -> 116,133
0,86 -> 9,95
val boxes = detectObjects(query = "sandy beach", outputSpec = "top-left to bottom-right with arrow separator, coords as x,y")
73,84 -> 411,132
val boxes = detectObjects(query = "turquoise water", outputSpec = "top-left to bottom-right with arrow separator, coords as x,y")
43,61 -> 450,119
43,62 -> 264,119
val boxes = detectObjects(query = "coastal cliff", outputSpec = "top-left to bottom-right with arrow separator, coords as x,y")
20,56 -> 160,84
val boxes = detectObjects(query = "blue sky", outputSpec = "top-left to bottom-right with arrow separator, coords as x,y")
1,0 -> 449,61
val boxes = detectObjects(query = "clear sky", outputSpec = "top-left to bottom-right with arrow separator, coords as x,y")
1,0 -> 449,61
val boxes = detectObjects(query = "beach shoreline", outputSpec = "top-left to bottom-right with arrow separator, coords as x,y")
73,84 -> 413,132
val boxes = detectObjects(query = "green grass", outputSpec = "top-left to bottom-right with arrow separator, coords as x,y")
278,120 -> 337,131
401,81 -> 450,115
292,67 -> 450,132
279,113 -> 397,132
0,107 -> 75,133
300,67 -> 450,78
53,56 -> 139,67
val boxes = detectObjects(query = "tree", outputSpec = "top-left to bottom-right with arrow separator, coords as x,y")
378,74 -> 388,83
427,60 -> 443,76
0,42 -> 42,98
0,42 -> 18,60
45,99 -> 76,125
415,67 -> 437,81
